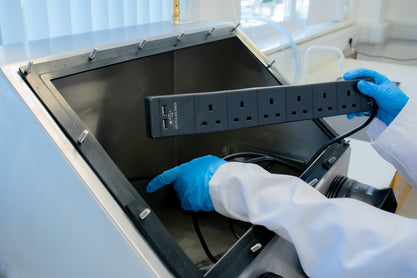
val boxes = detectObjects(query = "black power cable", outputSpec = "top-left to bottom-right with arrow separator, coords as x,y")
227,218 -> 241,240
193,213 -> 218,263
222,151 -> 302,171
305,110 -> 377,170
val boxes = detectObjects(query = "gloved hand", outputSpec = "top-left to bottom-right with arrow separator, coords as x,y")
344,68 -> 409,126
147,155 -> 226,212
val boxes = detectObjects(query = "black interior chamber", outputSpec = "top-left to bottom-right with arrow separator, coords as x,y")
52,37 -> 330,179
51,37 -> 332,271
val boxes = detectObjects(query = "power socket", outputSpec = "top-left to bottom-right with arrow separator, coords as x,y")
286,85 -> 313,121
227,89 -> 258,129
336,78 -> 376,113
145,79 -> 376,138
195,92 -> 228,133
337,81 -> 363,114
313,82 -> 338,118
257,87 -> 287,125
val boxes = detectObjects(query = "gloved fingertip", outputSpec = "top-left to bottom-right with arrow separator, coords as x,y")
146,175 -> 166,193
146,179 -> 160,193
346,114 -> 355,120
146,184 -> 155,193
356,80 -> 375,96
343,72 -> 353,80
343,68 -> 365,80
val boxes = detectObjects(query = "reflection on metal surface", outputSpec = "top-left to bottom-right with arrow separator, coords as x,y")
89,48 -> 98,60
177,32 -> 185,41
24,61 -> 33,74
250,243 -> 263,253
138,39 -> 147,49
208,27 -> 216,36
232,23 -> 241,32
267,60 -> 276,69
308,178 -> 319,186
139,208 -> 151,220
78,130 -> 89,144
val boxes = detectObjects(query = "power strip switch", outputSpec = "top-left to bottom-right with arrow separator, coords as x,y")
145,79 -> 376,138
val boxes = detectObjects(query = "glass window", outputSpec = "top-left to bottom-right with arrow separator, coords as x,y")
241,0 -> 310,25
241,0 -> 349,27
0,0 -> 185,45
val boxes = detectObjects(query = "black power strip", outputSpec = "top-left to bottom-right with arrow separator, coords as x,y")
145,79 -> 376,138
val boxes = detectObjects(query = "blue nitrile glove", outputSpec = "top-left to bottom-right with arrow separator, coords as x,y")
147,155 -> 227,212
346,112 -> 364,120
344,68 -> 409,126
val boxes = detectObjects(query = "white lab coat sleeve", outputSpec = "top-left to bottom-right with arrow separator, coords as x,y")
209,162 -> 417,278
371,100 -> 417,187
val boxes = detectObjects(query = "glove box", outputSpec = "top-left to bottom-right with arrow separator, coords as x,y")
21,23 -> 350,277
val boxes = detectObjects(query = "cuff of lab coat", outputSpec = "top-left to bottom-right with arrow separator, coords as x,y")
208,162 -> 268,219
367,98 -> 413,142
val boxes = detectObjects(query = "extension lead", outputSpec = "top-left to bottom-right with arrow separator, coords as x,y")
145,78 -> 376,138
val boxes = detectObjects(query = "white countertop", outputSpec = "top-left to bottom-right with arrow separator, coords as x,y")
308,58 -> 417,188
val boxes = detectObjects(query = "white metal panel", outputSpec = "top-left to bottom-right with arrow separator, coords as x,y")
0,67 -> 172,277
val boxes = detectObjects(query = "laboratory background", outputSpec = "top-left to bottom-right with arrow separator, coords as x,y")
0,0 -> 416,277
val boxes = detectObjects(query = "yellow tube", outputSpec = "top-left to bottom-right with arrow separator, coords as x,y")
173,0 -> 180,23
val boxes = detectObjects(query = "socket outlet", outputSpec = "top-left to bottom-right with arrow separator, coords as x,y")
313,83 -> 338,118
337,80 -> 363,114
194,93 -> 228,133
227,89 -> 258,129
286,85 -> 313,121
257,87 -> 287,125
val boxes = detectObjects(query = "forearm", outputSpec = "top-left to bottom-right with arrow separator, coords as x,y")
210,162 -> 417,278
